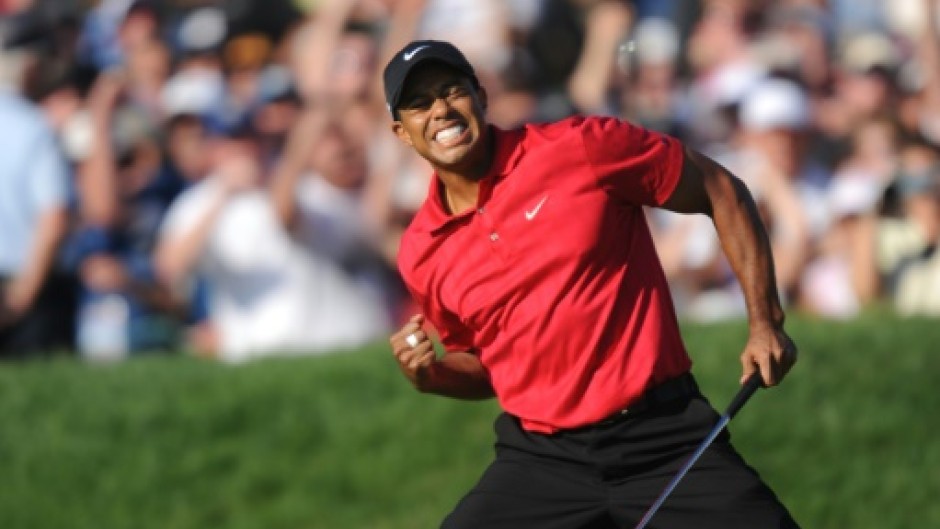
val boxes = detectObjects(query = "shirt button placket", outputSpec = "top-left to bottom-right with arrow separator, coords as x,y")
478,207 -> 499,242
477,205 -> 506,259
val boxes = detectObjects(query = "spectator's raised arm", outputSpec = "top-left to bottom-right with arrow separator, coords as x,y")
269,104 -> 329,229
370,0 -> 428,107
79,72 -> 125,228
756,163 -> 811,296
918,0 -> 940,141
293,0 -> 359,101
567,0 -> 633,114
154,136 -> 259,286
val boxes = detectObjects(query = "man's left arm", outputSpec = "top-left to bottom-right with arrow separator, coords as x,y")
662,147 -> 798,387
1,207 -> 67,325
2,126 -> 69,327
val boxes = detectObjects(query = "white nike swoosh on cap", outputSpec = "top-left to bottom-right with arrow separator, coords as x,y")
403,45 -> 430,61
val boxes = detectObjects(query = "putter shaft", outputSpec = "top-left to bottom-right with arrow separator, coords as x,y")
633,373 -> 763,529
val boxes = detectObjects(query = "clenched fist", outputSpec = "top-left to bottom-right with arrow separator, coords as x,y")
389,314 -> 436,388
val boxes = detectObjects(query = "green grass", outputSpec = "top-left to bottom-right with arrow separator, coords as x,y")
1,313 -> 938,528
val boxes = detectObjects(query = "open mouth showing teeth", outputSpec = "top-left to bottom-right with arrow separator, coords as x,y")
435,124 -> 467,143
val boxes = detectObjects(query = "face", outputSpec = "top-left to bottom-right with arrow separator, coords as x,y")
210,137 -> 262,187
330,33 -> 375,100
391,63 -> 489,177
167,117 -> 209,181
311,122 -> 367,190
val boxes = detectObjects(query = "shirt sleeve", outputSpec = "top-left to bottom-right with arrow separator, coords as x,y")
579,116 -> 684,207
159,189 -> 200,239
27,131 -> 68,211
157,185 -> 214,274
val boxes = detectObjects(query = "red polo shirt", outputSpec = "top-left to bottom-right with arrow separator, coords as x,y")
397,115 -> 691,433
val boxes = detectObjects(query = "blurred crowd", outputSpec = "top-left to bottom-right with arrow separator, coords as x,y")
1,0 -> 939,362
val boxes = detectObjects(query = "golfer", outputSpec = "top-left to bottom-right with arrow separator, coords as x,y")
386,40 -> 799,529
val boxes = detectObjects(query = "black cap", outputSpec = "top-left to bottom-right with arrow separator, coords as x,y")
382,40 -> 478,118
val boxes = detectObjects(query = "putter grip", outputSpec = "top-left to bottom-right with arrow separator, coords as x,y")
725,373 -> 763,419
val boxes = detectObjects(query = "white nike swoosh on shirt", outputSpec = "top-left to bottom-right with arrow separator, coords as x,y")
403,45 -> 430,61
525,196 -> 548,221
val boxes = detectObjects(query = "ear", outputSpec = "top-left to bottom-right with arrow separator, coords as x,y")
477,84 -> 488,113
391,121 -> 414,147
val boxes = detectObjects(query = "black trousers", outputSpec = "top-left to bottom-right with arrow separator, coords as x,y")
442,385 -> 799,529
0,273 -> 76,358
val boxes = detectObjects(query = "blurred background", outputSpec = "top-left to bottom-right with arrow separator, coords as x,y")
1,1 -> 939,528
2,0 -> 940,363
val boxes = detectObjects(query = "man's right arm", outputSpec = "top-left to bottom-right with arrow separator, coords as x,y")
1,207 -> 67,326
390,314 -> 495,400
2,120 -> 69,327
269,106 -> 328,229
154,191 -> 228,286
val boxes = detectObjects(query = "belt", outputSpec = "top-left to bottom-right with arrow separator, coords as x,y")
595,373 -> 700,426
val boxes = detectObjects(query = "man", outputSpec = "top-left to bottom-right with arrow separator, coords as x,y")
0,90 -> 73,358
385,40 -> 799,528
156,120 -> 390,362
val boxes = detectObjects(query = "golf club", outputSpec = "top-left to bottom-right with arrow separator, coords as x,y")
632,372 -> 764,529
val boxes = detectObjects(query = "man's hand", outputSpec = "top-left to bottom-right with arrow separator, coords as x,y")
80,255 -> 129,292
0,277 -> 39,328
389,314 -> 436,389
87,69 -> 126,118
388,314 -> 495,400
218,157 -> 259,195
740,325 -> 798,387
667,148 -> 798,389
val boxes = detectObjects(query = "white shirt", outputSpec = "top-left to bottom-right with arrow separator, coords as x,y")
160,175 -> 390,362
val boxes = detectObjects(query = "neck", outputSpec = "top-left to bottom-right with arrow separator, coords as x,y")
439,176 -> 480,215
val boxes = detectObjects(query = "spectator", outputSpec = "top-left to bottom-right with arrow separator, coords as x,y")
0,91 -> 74,357
155,109 -> 390,362
162,113 -> 211,184
250,66 -> 302,166
217,31 -> 272,133
737,77 -> 818,276
684,0 -> 764,147
894,0 -> 940,146
876,142 -> 938,269
301,6 -> 440,276
524,0 -> 632,119
879,143 -> 940,315
759,3 -> 833,93
798,176 -> 881,318
269,106 -> 396,341
620,17 -> 685,136
891,172 -> 940,315
70,72 -> 184,360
